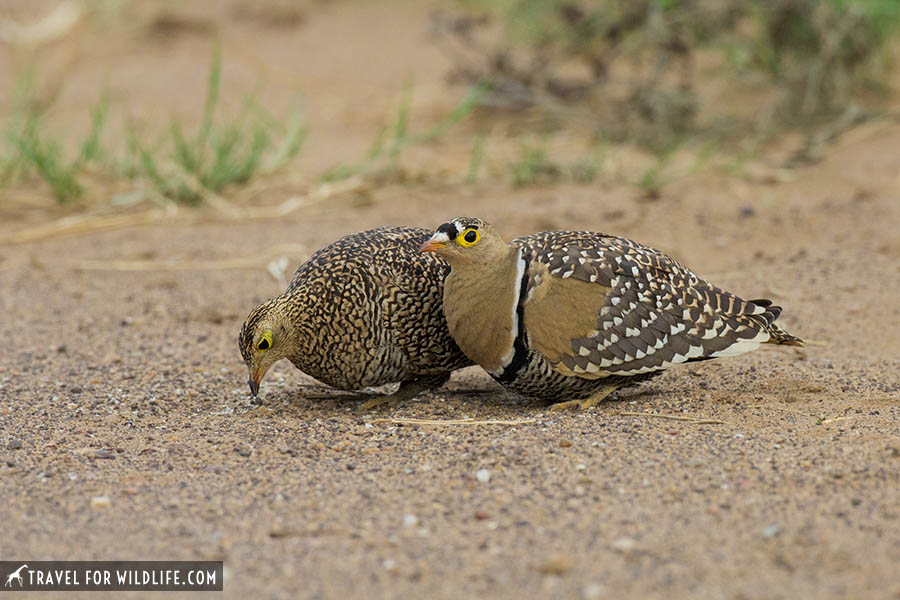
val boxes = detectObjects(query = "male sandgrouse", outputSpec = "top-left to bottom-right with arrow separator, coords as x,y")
240,227 -> 471,407
420,217 -> 802,409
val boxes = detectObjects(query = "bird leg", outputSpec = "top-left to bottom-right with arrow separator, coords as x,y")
358,373 -> 451,411
548,383 -> 621,411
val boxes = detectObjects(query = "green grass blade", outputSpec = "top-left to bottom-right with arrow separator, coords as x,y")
389,77 -> 414,161
266,110 -> 308,171
171,120 -> 199,173
416,83 -> 487,144
17,129 -> 82,203
75,92 -> 109,167
232,124 -> 270,184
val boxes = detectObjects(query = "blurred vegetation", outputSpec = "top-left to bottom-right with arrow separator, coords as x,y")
1,66 -> 105,201
1,42 -> 306,204
322,79 -> 487,184
3,0 -> 900,205
123,42 -> 306,204
435,0 -> 900,152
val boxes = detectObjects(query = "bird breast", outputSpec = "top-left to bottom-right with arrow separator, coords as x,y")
443,250 -> 525,374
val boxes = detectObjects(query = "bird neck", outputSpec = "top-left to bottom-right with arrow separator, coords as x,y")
267,296 -> 305,362
444,246 -> 526,374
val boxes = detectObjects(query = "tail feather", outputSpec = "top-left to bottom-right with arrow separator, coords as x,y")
749,298 -> 803,346
766,324 -> 804,346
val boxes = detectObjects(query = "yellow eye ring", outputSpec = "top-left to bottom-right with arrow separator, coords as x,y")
257,330 -> 273,352
457,228 -> 480,247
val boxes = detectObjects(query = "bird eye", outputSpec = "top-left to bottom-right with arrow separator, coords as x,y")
458,228 -> 480,247
257,330 -> 273,352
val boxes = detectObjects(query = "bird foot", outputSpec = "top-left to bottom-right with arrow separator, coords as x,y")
358,395 -> 400,411
548,384 -> 621,411
357,373 -> 452,412
548,399 -> 591,411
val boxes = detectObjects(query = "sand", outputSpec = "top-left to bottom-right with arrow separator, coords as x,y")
1,1 -> 899,598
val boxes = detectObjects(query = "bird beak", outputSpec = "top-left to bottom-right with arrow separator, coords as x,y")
419,233 -> 449,253
418,240 -> 444,252
248,368 -> 263,396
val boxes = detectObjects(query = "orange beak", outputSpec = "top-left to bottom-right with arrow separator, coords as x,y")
418,239 -> 446,253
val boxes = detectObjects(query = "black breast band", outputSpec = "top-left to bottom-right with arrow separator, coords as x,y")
495,255 -> 530,384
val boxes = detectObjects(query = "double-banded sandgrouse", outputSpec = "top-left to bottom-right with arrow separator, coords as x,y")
240,227 -> 471,407
420,217 -> 802,409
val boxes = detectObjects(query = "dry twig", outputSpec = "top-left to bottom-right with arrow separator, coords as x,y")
820,416 -> 853,425
0,0 -> 83,47
370,417 -> 535,426
0,177 -> 366,246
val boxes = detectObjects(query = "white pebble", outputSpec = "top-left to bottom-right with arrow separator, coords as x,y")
403,514 -> 418,527
476,469 -> 491,483
610,537 -> 635,552
90,496 -> 111,510
582,583 -> 608,599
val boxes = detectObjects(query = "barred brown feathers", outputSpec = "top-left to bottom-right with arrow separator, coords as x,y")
239,227 -> 471,399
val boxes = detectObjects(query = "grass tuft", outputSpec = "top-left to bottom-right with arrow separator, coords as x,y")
126,40 -> 296,203
1,43 -> 306,206
322,81 -> 486,183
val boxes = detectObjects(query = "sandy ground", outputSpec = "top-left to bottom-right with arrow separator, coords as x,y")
1,2 -> 899,599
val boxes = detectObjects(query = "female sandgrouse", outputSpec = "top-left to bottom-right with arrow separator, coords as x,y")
420,217 -> 802,409
240,227 -> 471,407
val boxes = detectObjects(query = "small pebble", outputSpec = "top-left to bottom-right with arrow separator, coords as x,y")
473,510 -> 489,520
559,439 -> 572,448
7,439 -> 22,451
268,527 -> 299,539
536,554 -> 573,575
475,469 -> 490,483
762,524 -> 780,538
403,514 -> 418,527
90,496 -> 111,510
610,537 -> 636,552
582,583 -> 607,599
93,449 -> 116,459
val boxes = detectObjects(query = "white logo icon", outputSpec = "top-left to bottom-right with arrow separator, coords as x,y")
4,564 -> 28,588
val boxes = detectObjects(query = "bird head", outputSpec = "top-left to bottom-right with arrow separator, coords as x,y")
238,297 -> 293,396
419,217 -> 508,264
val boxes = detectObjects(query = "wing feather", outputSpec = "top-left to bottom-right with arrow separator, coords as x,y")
513,231 -> 787,379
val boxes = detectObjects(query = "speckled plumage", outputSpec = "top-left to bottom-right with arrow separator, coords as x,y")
425,217 -> 803,403
239,227 -> 471,396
